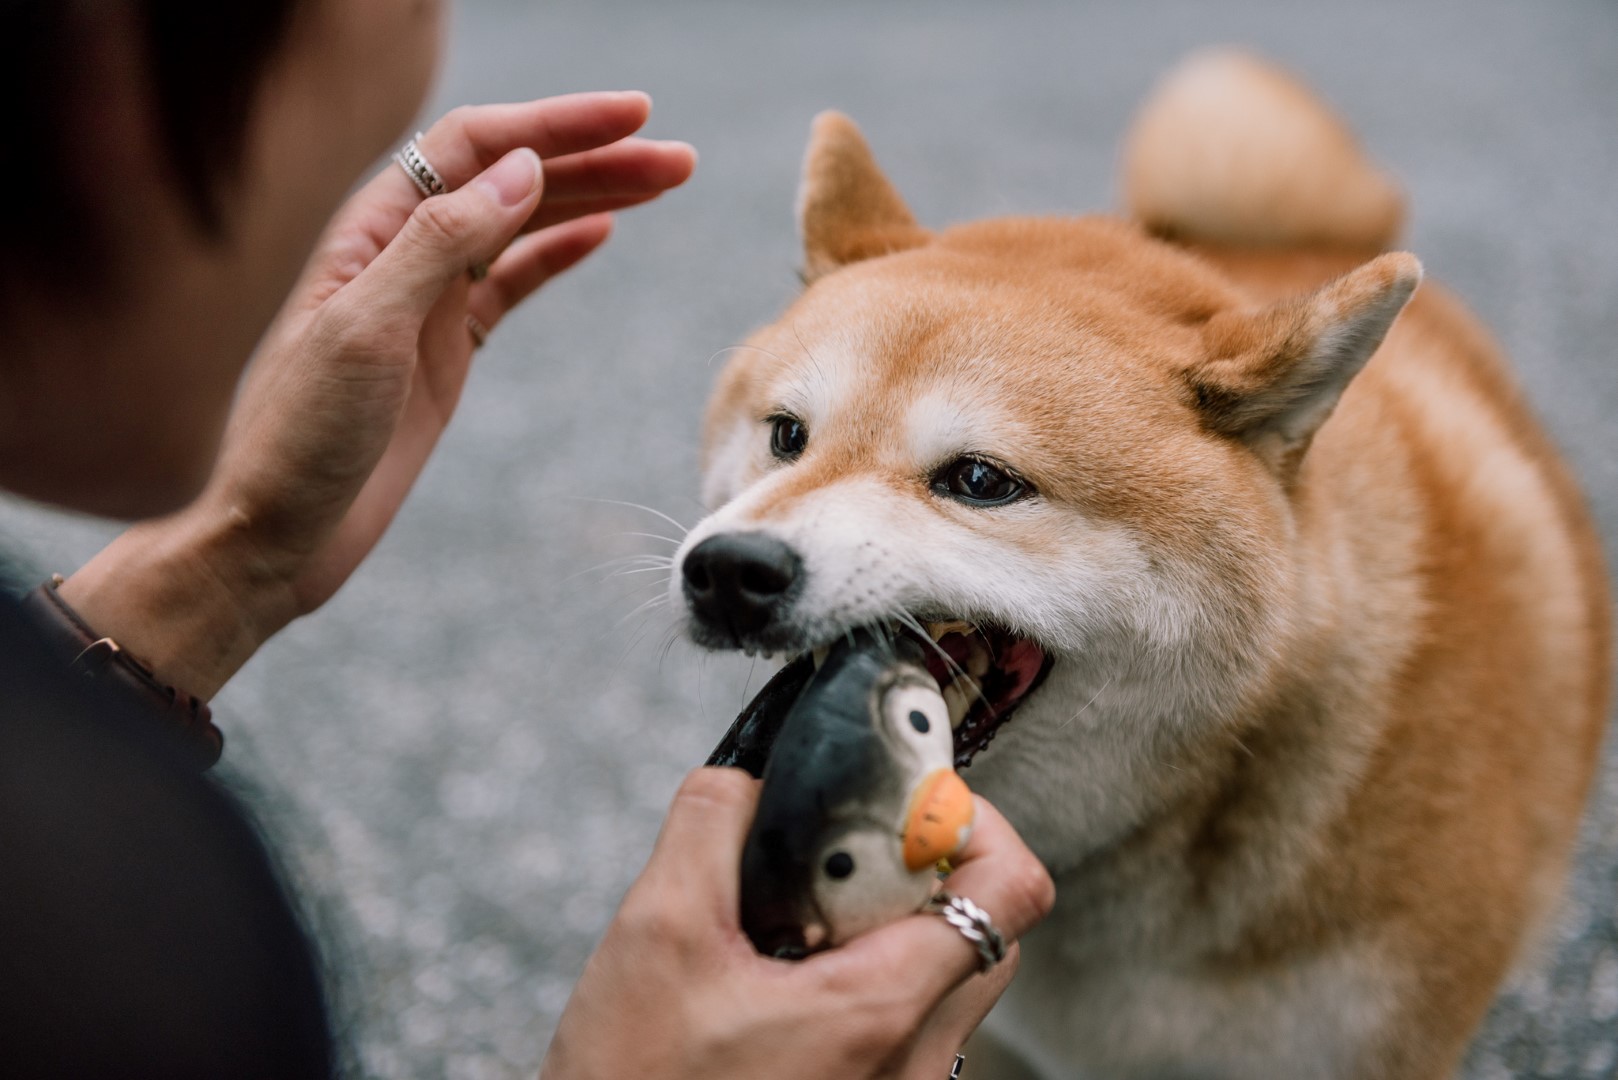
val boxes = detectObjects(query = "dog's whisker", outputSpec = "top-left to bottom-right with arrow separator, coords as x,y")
874,617 -> 897,654
610,593 -> 670,632
709,342 -> 791,369
893,609 -> 980,701
619,579 -> 675,603
604,613 -> 679,693
587,593 -> 670,660
605,565 -> 676,581
565,554 -> 674,584
617,531 -> 683,547
791,323 -> 833,390
655,623 -> 686,673
1058,674 -> 1115,731
696,649 -> 712,726
567,495 -> 690,537
738,656 -> 761,710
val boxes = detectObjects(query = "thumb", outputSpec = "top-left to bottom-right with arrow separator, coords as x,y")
346,147 -> 543,321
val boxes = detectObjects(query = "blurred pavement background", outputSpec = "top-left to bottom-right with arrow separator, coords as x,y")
3,1 -> 1615,1076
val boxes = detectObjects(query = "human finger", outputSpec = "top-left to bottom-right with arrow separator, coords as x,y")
532,138 -> 697,206
467,214 -> 615,335
884,944 -> 1020,1080
807,798 -> 1053,1018
515,138 -> 695,232
525,192 -> 664,233
340,148 -> 543,325
420,93 -> 652,182
628,768 -> 761,930
356,93 -> 655,247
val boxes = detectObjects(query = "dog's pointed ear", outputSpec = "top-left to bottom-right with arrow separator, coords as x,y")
1187,252 -> 1422,475
798,111 -> 930,283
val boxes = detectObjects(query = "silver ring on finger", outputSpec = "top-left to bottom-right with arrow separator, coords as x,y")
950,1053 -> 966,1079
465,313 -> 491,349
924,891 -> 1006,974
393,133 -> 447,198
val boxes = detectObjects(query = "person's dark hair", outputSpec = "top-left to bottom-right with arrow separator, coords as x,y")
1,0 -> 304,290
135,1 -> 308,233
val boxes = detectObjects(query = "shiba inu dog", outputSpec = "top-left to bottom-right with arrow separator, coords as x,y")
670,51 -> 1612,1078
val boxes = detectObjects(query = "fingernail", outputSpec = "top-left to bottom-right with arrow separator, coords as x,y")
477,148 -> 542,206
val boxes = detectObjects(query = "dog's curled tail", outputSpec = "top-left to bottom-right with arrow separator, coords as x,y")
1123,50 -> 1405,250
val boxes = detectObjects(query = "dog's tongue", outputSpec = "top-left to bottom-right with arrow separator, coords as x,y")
999,637 -> 1046,701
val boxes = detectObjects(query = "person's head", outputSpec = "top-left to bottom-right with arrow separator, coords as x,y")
0,0 -> 446,517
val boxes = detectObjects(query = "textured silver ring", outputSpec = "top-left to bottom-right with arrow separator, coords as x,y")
925,891 -> 1006,973
465,313 -> 490,348
393,133 -> 446,198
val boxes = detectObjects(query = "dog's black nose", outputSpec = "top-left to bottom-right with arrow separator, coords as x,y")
682,532 -> 803,639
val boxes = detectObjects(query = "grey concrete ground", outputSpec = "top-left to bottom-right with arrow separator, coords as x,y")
3,1 -> 1616,1075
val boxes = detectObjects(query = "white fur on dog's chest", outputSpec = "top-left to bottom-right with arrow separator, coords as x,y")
990,906 -> 1395,1079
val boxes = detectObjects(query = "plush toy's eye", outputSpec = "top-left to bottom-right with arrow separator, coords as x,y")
933,456 -> 1028,506
909,709 -> 930,734
769,414 -> 808,460
824,851 -> 855,879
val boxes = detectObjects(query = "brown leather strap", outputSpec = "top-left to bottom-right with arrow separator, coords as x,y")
18,578 -> 223,769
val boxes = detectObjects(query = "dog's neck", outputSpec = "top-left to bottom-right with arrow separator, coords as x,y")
1023,421 -> 1432,949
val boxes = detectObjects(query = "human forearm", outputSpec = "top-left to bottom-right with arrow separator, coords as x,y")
58,501 -> 299,701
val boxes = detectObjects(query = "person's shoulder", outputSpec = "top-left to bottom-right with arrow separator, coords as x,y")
0,584 -> 338,1078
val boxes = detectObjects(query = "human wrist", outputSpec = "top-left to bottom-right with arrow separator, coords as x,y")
58,498 -> 302,700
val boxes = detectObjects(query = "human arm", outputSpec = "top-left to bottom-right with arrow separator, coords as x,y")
57,93 -> 696,699
541,768 -> 1055,1080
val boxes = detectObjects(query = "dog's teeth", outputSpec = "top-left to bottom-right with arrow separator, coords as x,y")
967,639 -> 991,680
812,645 -> 830,670
926,619 -> 975,642
943,681 -> 973,730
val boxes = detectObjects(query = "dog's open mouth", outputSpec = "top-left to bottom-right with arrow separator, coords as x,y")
803,620 -> 1050,768
711,619 -> 1051,772
904,620 -> 1052,768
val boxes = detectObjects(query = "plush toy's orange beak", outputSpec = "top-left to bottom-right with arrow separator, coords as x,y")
902,769 -> 975,872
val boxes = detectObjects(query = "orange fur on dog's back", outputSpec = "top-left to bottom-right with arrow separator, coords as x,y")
1171,258 -> 1610,1075
1124,50 -> 1406,250
1116,51 -> 1612,1075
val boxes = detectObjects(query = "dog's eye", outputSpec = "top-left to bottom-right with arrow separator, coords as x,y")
769,414 -> 808,460
934,457 -> 1027,506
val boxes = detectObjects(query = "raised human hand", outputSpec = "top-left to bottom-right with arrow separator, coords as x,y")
62,93 -> 695,698
216,92 -> 696,616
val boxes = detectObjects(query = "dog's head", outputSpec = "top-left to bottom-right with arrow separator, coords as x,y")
674,114 -> 1418,868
